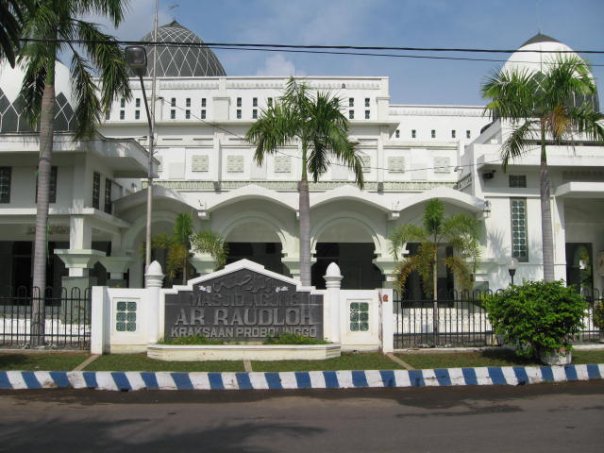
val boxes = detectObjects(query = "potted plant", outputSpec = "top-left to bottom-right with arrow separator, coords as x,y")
483,281 -> 587,365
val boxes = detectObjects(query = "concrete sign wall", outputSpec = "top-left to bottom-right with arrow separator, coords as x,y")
164,261 -> 323,342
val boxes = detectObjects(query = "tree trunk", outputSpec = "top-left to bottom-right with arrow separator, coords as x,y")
540,122 -> 555,282
31,64 -> 56,345
432,248 -> 439,345
299,177 -> 312,286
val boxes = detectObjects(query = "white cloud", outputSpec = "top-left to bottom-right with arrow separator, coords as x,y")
256,54 -> 303,77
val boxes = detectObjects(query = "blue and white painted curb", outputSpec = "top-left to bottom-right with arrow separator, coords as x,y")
0,364 -> 603,391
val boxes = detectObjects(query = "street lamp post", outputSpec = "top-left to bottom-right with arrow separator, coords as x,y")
508,257 -> 518,286
125,46 -> 154,270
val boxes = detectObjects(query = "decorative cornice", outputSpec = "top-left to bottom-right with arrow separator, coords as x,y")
151,180 -> 455,192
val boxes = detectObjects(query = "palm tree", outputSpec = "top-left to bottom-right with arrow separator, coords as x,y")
191,229 -> 229,271
0,0 -> 29,67
482,56 -> 604,282
19,0 -> 131,341
389,199 -> 481,301
246,78 -> 364,286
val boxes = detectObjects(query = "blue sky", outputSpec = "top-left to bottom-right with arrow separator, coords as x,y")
97,0 -> 604,106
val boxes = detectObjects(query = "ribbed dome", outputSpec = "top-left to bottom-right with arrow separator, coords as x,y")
140,20 -> 226,78
0,60 -> 76,134
503,33 -> 599,111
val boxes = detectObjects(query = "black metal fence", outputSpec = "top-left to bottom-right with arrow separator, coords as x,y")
393,290 -> 602,349
0,286 -> 91,349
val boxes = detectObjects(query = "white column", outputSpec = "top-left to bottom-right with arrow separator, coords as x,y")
67,216 -> 93,277
323,262 -> 343,343
145,260 -> 164,344
90,286 -> 108,354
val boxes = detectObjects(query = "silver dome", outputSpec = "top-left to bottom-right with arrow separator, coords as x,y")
140,21 -> 226,78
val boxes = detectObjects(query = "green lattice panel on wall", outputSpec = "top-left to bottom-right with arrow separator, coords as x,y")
116,301 -> 137,332
350,302 -> 369,332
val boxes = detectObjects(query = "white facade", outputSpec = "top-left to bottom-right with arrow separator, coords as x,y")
0,25 -> 602,297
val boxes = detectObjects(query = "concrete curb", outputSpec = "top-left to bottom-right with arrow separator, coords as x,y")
0,364 -> 603,391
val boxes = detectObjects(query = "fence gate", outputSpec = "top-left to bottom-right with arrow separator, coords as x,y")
392,291 -> 494,349
0,287 -> 91,350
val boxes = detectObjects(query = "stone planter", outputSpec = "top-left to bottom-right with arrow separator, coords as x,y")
539,349 -> 572,366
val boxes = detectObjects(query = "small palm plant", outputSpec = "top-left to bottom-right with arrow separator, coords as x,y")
190,230 -> 229,271
389,199 -> 481,301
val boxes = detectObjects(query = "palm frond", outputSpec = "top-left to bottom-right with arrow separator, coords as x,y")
500,120 -> 536,170
389,224 -> 429,259
444,255 -> 474,292
70,49 -> 100,138
190,230 -> 228,270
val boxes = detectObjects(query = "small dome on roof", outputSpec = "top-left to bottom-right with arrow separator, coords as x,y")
140,20 -> 226,78
0,60 -> 76,134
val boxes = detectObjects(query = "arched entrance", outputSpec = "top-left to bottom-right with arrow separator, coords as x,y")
311,219 -> 383,289
225,220 -> 290,276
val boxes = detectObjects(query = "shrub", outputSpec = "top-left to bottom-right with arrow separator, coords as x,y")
483,281 -> 587,358
263,333 -> 328,345
159,335 -> 224,345
594,300 -> 604,329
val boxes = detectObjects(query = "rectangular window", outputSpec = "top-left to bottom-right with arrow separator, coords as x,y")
119,110 -> 125,120
201,98 -> 206,107
509,175 -> 527,188
236,109 -> 242,119
135,110 -> 140,120
364,97 -> 370,108
364,110 -> 370,119
120,98 -> 125,108
185,98 -> 191,108
252,109 -> 258,119
395,129 -> 400,138
170,109 -> 176,119
35,166 -> 58,203
431,129 -> 436,138
267,97 -> 273,107
252,97 -> 258,107
451,130 -> 456,139
0,167 -> 11,203
411,129 -> 416,138
104,178 -> 112,214
201,109 -> 206,119
185,109 -> 191,119
92,172 -> 101,209
105,110 -> 110,120
348,110 -> 354,120
135,98 -> 141,108
170,98 -> 176,107
236,97 -> 242,107
466,130 -> 471,139
348,98 -> 354,107
511,198 -> 528,262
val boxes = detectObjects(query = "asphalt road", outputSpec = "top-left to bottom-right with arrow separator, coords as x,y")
1,382 -> 603,452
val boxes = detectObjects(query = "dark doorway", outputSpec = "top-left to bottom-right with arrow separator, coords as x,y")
226,242 -> 289,276
566,243 -> 593,296
311,242 -> 383,289
401,243 -> 454,300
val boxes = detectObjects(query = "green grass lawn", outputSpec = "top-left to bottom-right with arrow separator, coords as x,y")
572,349 -> 604,364
83,353 -> 245,372
252,352 -> 403,372
0,352 -> 89,371
1,348 -> 603,372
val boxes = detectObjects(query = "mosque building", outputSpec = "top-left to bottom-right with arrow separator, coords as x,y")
0,21 -> 602,298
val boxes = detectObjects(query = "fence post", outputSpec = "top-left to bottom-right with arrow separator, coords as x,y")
324,262 -> 343,343
145,261 -> 164,343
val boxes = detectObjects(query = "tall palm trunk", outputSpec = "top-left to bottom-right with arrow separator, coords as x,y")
299,178 -> 311,286
299,145 -> 311,286
31,63 -> 56,344
540,121 -> 555,282
432,246 -> 439,344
